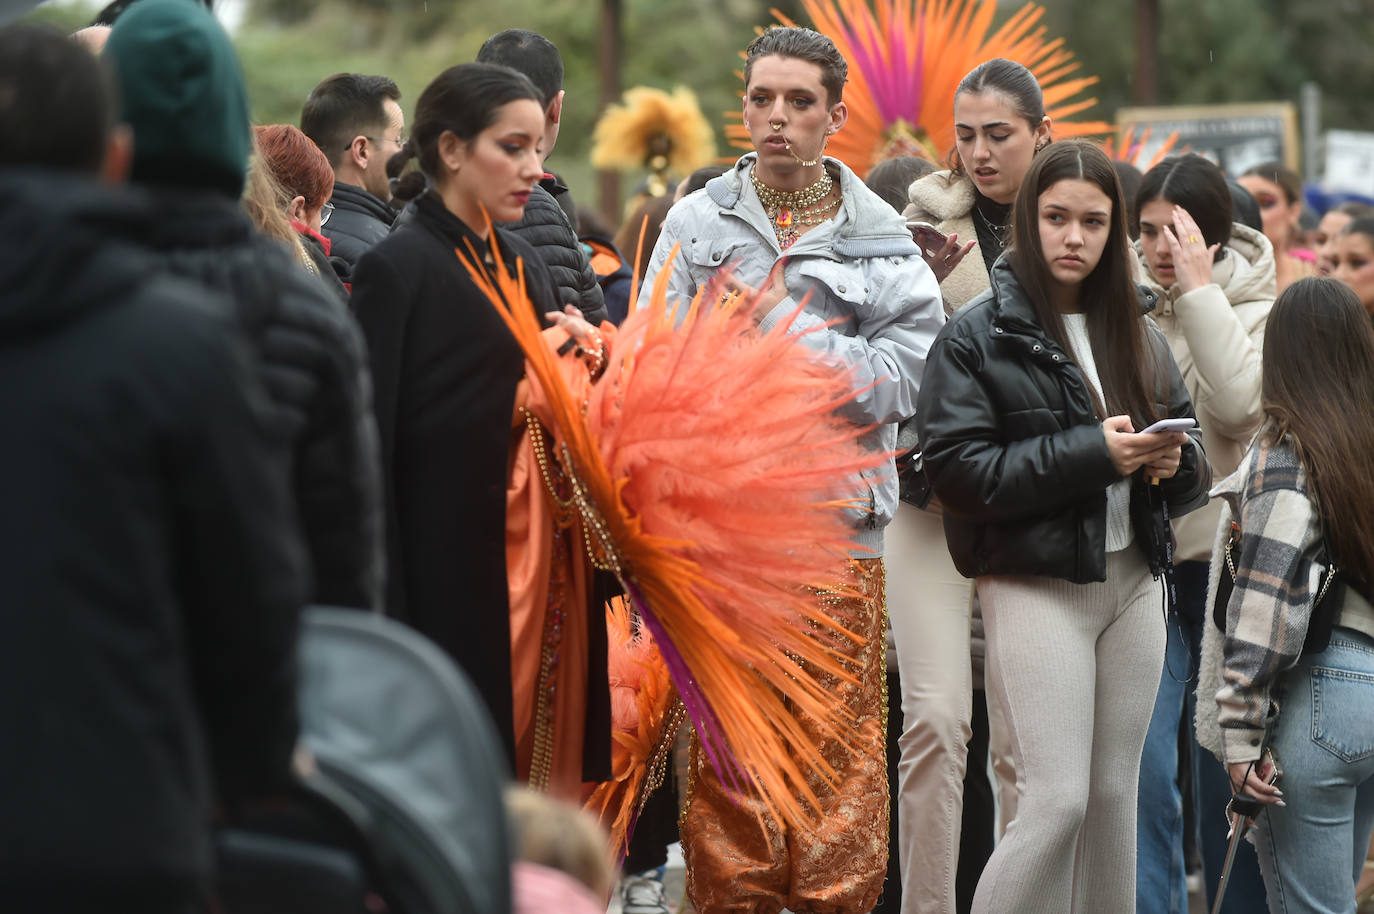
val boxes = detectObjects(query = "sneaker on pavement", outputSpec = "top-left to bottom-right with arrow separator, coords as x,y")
621,867 -> 670,914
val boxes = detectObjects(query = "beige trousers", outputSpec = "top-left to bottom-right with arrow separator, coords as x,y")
972,549 -> 1165,914
885,504 -> 973,914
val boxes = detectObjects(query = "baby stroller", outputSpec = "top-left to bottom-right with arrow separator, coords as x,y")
215,607 -> 513,914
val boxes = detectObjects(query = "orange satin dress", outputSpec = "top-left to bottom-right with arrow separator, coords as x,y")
506,329 -> 604,801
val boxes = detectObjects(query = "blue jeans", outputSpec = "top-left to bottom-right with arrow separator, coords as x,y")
1253,628 -> 1374,914
1136,612 -> 1190,914
1138,560 -> 1267,914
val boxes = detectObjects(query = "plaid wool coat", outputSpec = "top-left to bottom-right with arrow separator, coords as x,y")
1197,434 -> 1330,765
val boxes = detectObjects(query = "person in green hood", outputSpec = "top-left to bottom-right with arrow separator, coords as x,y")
103,0 -> 388,613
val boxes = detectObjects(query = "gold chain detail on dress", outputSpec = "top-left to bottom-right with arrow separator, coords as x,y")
522,408 -> 577,791
527,523 -> 570,791
750,169 -> 841,251
524,409 -> 575,520
638,695 -> 688,814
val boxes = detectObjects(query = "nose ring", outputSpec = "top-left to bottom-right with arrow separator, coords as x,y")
770,122 -> 784,132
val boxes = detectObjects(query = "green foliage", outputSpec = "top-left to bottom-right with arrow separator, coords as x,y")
24,0 -> 100,30
234,0 -> 762,225
25,0 -> 1374,208
1045,0 -> 1374,134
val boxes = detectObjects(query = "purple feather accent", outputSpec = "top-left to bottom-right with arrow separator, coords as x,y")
841,4 -> 929,129
624,578 -> 746,791
911,7 -> 927,124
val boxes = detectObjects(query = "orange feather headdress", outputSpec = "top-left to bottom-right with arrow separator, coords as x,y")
458,234 -> 891,834
725,0 -> 1113,178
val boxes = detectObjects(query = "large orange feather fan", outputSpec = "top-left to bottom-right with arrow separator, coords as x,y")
725,0 -> 1113,178
459,235 -> 891,833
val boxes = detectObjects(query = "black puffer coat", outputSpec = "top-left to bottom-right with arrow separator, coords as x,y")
323,181 -> 395,271
916,258 -> 1211,583
141,188 -> 384,610
500,176 -> 608,325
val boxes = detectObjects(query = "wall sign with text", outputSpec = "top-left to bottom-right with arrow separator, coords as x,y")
1115,102 -> 1299,176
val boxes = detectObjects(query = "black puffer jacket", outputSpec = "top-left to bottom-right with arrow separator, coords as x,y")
140,187 -> 385,610
0,171 -> 306,909
322,181 -> 395,272
500,176 -> 608,325
916,258 -> 1210,583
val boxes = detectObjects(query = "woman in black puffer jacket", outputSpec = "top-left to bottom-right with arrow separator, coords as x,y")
916,140 -> 1209,914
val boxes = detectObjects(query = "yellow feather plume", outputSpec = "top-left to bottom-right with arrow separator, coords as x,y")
591,86 -> 718,176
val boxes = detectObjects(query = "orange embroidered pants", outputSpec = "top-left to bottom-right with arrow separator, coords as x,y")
681,558 -> 889,914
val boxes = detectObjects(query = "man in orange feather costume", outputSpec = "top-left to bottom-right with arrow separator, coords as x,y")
640,26 -> 944,914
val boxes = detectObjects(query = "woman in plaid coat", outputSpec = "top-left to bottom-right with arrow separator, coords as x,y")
1198,276 -> 1374,914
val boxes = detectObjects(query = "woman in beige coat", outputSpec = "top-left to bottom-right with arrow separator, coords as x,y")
1133,153 -> 1276,914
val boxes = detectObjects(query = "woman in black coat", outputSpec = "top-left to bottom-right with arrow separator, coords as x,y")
350,63 -> 610,786
915,140 -> 1210,913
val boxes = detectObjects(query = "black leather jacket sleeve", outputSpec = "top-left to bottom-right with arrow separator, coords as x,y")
917,334 -> 1123,523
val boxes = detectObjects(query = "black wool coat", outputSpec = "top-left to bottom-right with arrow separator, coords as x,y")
916,258 -> 1211,583
351,192 -> 610,776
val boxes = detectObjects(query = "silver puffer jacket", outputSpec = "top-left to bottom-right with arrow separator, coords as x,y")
641,154 -> 946,555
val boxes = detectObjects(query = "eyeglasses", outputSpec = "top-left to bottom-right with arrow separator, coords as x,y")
364,135 -> 407,149
320,201 -> 335,226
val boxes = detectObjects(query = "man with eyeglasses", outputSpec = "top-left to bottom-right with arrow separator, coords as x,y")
301,73 -> 405,271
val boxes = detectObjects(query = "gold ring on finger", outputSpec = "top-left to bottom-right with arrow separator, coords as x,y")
1189,234 -> 1199,243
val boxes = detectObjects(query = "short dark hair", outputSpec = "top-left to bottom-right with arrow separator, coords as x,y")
300,72 -> 401,168
1136,154 -> 1233,259
865,155 -> 937,212
476,29 -> 563,108
1241,161 -> 1303,206
683,164 -> 729,198
744,27 -> 847,107
388,62 -> 541,204
1331,201 -> 1374,222
1227,180 -> 1262,232
1111,160 -> 1143,239
1341,215 -> 1374,243
0,23 -> 114,173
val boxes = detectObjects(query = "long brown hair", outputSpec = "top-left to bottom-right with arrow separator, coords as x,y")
1007,139 -> 1159,425
1261,277 -> 1374,584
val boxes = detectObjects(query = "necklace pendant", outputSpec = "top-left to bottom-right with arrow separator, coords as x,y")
776,206 -> 793,227
779,228 -> 798,250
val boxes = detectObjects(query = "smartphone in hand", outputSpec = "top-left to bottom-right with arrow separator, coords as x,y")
907,220 -> 949,255
1137,417 -> 1196,434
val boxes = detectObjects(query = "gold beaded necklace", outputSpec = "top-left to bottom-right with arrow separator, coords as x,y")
750,168 -> 841,250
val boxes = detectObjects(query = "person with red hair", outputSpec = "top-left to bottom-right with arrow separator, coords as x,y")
254,124 -> 347,296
